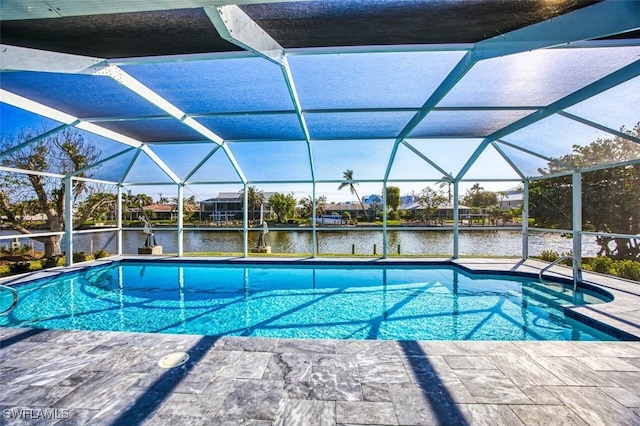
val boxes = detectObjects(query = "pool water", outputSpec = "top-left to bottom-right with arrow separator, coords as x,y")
0,262 -> 614,341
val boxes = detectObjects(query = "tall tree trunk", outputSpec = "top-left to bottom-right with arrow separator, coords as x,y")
43,235 -> 63,258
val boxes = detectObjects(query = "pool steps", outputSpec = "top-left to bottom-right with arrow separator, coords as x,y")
539,256 -> 579,295
0,284 -> 19,316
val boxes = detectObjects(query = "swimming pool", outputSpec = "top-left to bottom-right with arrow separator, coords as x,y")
0,261 -> 614,341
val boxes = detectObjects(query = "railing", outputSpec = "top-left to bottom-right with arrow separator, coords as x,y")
539,256 -> 579,295
0,285 -> 19,316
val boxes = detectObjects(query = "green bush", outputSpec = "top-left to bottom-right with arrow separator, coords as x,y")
614,260 -> 640,281
540,250 -> 560,262
586,256 -> 614,274
8,261 -> 31,274
93,249 -> 109,259
73,252 -> 94,263
388,211 -> 400,221
40,256 -> 64,269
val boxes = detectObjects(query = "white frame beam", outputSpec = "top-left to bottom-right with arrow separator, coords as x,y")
0,44 -> 105,73
474,0 -> 640,61
64,176 -> 74,266
521,180 -> 529,260
572,172 -> 583,268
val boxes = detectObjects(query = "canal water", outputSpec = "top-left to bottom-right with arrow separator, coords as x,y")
2,229 -> 598,257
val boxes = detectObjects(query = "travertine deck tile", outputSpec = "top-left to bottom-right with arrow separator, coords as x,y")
545,386 -> 639,426
575,355 -> 640,371
508,405 -> 588,426
389,383 -> 463,425
274,399 -> 335,426
456,403 -> 524,426
600,386 -> 640,408
453,370 -> 531,405
262,352 -> 313,382
2,328 -> 640,424
336,401 -> 398,425
216,379 -> 285,420
490,355 -> 565,387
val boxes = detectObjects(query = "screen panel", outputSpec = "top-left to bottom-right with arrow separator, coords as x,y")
305,111 -> 414,139
226,141 -> 312,182
122,57 -> 295,114
312,139 -> 395,181
440,46 -> 640,107
409,110 -> 535,138
288,50 -> 466,109
197,113 -> 304,141
1,71 -> 168,118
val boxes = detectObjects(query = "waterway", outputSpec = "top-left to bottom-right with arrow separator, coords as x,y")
2,228 -> 598,257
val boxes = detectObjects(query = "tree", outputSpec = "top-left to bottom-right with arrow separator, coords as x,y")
470,183 -> 483,196
122,192 -> 153,221
77,191 -> 117,223
530,123 -> 640,260
184,195 -> 197,208
268,192 -> 297,224
126,192 -> 153,209
242,186 -> 265,221
496,191 -> 508,208
157,193 -> 169,204
0,127 -> 111,257
338,169 -> 369,221
418,187 -> 447,224
386,186 -> 401,212
461,184 -> 498,208
342,211 -> 351,223
298,195 -> 326,219
438,174 -> 453,204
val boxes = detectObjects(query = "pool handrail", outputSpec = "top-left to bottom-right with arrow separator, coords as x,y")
539,256 -> 579,295
0,284 -> 19,316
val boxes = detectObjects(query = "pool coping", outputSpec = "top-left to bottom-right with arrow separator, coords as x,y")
2,256 -> 639,341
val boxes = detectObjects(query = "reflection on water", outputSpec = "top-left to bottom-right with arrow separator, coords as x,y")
0,263 -> 609,341
1,229 -> 597,257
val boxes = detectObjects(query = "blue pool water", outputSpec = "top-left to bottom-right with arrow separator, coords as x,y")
0,262 -> 614,341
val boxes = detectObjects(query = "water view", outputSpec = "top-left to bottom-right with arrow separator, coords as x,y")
2,229 -> 598,257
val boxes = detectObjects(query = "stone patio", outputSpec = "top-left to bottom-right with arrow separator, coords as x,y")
1,328 -> 640,425
1,257 -> 640,424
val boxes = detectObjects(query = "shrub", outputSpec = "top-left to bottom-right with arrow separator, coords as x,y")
587,256 -> 614,274
388,211 -> 400,221
613,260 -> 640,282
73,252 -> 94,263
8,261 -> 31,274
540,250 -> 559,262
41,256 -> 64,269
93,249 -> 109,259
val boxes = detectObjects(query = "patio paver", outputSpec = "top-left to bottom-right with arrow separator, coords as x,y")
1,329 -> 640,425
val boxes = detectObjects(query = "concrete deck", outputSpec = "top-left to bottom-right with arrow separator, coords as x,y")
1,329 -> 640,425
1,257 -> 640,424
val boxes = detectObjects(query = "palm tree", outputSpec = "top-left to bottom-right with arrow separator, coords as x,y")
157,192 -> 169,204
338,169 -> 369,221
298,195 -> 326,219
243,186 -> 265,222
439,173 -> 453,204
496,190 -> 508,209
470,183 -> 483,195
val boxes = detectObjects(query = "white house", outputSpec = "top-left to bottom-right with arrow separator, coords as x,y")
497,187 -> 523,209
200,192 -> 276,222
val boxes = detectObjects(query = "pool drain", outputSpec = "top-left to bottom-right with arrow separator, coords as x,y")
158,351 -> 189,369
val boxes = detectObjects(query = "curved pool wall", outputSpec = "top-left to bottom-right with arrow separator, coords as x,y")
0,258 -> 632,340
